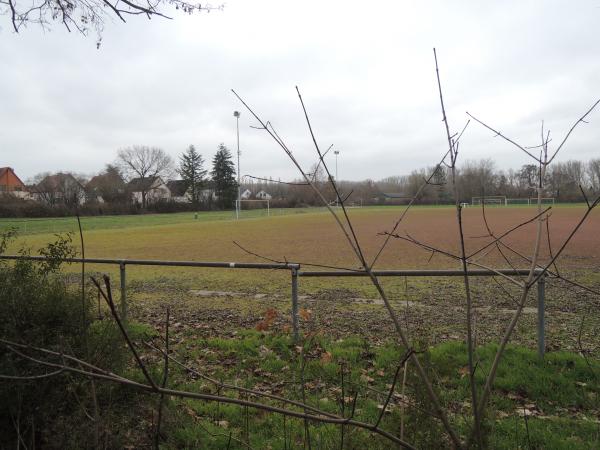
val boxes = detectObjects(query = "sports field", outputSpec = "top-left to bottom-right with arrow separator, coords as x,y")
2,205 -> 599,266
1,204 -> 598,294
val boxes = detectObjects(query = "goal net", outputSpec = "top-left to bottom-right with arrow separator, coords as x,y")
471,196 -> 507,206
529,197 -> 555,205
506,198 -> 531,205
346,200 -> 363,208
235,199 -> 270,218
328,199 -> 363,208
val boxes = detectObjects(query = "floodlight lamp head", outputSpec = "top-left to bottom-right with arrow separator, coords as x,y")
334,150 -> 340,155
233,111 -> 241,118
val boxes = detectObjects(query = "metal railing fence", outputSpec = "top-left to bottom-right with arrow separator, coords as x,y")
0,255 -> 548,356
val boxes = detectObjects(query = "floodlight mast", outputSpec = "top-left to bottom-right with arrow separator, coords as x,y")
234,111 -> 241,219
334,150 -> 340,207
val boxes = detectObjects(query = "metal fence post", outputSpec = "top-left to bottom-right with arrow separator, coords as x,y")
120,262 -> 127,320
537,274 -> 546,358
291,268 -> 299,342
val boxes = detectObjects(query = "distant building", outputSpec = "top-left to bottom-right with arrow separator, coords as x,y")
0,167 -> 29,199
128,177 -> 171,205
255,190 -> 272,200
86,171 -> 126,204
166,180 -> 190,203
33,173 -> 86,206
240,189 -> 252,200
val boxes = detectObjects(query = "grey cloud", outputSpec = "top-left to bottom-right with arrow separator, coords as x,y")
1,0 -> 599,182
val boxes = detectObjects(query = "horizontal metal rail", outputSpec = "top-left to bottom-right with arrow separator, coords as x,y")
298,268 -> 545,277
0,255 -> 548,356
0,255 -> 299,270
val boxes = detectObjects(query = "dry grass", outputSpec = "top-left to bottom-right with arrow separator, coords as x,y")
5,205 -> 599,294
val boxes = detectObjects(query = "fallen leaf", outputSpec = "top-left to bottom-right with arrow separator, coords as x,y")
360,374 -> 375,384
321,351 -> 333,363
299,308 -> 312,321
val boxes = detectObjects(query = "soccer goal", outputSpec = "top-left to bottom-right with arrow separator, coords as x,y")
471,196 -> 507,206
529,197 -> 555,205
235,199 -> 270,218
506,198 -> 531,206
346,199 -> 363,208
327,198 -> 363,208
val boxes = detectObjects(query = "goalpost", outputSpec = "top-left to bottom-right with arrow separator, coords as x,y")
346,200 -> 363,208
235,199 -> 270,217
529,197 -> 555,205
328,199 -> 363,208
471,196 -> 507,206
506,198 -> 531,206
492,197 -> 556,206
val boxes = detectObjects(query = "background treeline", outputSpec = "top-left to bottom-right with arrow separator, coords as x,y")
2,157 -> 599,218
241,158 -> 600,207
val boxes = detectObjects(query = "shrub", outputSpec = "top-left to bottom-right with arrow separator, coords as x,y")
0,229 -> 128,448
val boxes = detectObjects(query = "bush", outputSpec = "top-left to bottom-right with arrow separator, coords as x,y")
0,229 -> 128,448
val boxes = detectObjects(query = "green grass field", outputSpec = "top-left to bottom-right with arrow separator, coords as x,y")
0,203 -> 597,313
1,204 -> 597,292
1,203 -> 586,236
0,207 -> 333,235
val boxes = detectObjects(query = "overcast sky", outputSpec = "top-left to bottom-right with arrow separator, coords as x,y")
1,0 -> 599,182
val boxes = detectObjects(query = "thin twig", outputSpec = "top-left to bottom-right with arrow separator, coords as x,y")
0,340 -> 417,448
374,349 -> 414,428
154,307 -> 170,449
434,47 -> 482,448
91,276 -> 159,390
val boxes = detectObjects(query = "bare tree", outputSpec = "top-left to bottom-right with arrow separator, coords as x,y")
86,164 -> 127,204
30,172 -> 87,208
588,158 -> 600,193
117,145 -> 174,208
1,0 -> 221,46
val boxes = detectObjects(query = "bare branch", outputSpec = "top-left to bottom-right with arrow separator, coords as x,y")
374,349 -> 414,428
0,369 -> 64,380
466,207 -> 552,260
548,98 -> 600,163
154,307 -> 170,448
243,175 -> 309,186
466,112 -> 542,163
233,87 -> 463,447
91,276 -> 159,391
371,146 -> 454,268
143,341 -> 341,419
233,240 -> 361,272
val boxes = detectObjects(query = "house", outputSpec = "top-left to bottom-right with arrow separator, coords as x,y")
86,176 -> 106,203
240,189 -> 252,200
0,167 -> 29,199
199,188 -> 217,202
86,171 -> 126,204
255,190 -> 272,200
33,173 -> 86,206
128,176 -> 171,206
166,180 -> 190,203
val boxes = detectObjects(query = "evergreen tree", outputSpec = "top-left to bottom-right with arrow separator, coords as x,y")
178,145 -> 207,205
211,143 -> 237,209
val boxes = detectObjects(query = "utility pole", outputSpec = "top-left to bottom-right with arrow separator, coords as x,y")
234,111 -> 241,219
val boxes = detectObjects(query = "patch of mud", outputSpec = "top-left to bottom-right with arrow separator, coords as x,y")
189,289 -> 247,297
188,289 -> 541,315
